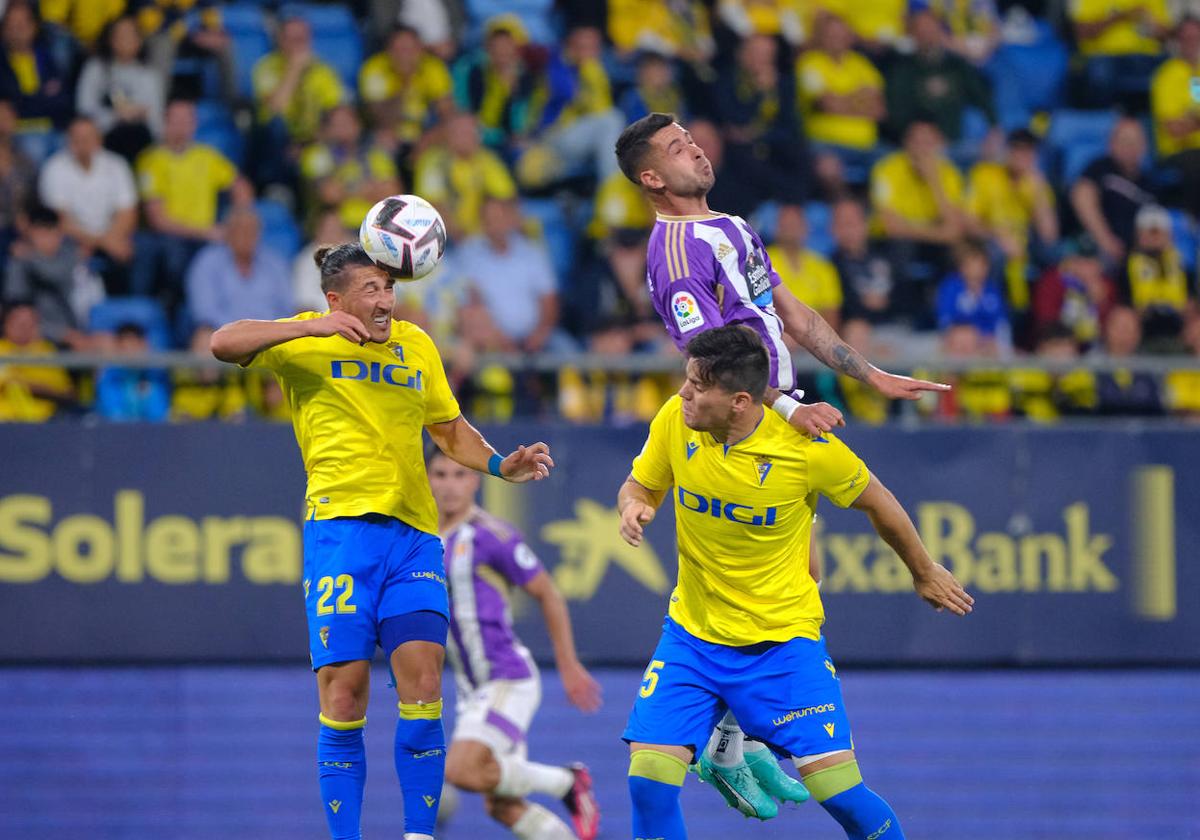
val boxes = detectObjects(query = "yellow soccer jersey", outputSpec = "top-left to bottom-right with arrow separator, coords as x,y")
795,49 -> 884,150
247,312 -> 461,534
631,395 -> 868,646
1151,58 -> 1200,157
136,143 -> 238,229
767,245 -> 843,313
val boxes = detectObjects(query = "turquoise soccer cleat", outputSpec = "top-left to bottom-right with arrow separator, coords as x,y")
692,754 -> 779,820
746,749 -> 811,805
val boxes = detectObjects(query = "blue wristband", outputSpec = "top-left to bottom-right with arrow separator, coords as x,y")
487,453 -> 504,478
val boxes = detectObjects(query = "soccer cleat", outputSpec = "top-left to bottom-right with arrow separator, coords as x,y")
562,762 -> 600,840
746,750 -> 810,804
692,755 -> 779,820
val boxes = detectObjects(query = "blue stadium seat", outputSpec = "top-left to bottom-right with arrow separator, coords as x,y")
749,201 -> 779,242
1060,141 -> 1107,189
805,201 -> 834,257
219,3 -> 272,100
1044,110 -> 1118,187
89,297 -> 171,350
278,3 -> 363,91
986,23 -> 1068,130
255,198 -> 302,258
194,101 -> 245,168
1170,208 -> 1199,274
520,198 -> 575,285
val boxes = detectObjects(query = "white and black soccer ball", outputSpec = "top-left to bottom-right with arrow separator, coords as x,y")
359,194 -> 447,281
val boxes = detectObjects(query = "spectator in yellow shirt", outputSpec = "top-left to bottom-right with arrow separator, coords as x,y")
1071,0 -> 1171,109
170,324 -> 246,421
413,110 -> 517,238
797,15 -> 884,151
870,120 -> 965,287
588,169 -> 656,322
767,204 -> 843,332
300,103 -> 400,231
796,13 -> 885,188
608,0 -> 713,62
453,16 -> 539,152
714,0 -> 805,48
1153,17 -> 1200,216
250,15 -> 344,186
521,26 -> 624,189
0,301 -> 74,421
821,0 -> 907,54
359,25 -> 453,157
133,98 -> 252,308
965,128 -> 1058,314
1126,204 -> 1189,347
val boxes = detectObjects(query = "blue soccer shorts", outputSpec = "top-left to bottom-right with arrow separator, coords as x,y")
623,618 -> 854,760
302,513 -> 449,670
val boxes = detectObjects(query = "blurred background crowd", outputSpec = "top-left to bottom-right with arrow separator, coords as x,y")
2,0 -> 1200,425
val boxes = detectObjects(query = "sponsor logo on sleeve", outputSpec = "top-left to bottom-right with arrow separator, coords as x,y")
671,292 -> 705,333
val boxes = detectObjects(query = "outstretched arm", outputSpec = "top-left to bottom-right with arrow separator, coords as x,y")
210,311 -> 370,365
772,285 -> 949,400
850,472 -> 974,616
425,414 -> 553,483
523,570 -> 602,712
617,475 -> 666,547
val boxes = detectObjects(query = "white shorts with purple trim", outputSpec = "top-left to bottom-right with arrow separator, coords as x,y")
452,675 -> 541,758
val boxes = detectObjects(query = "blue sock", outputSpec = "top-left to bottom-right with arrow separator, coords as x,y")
317,715 -> 367,840
628,750 -> 688,840
807,759 -> 905,840
394,699 -> 446,836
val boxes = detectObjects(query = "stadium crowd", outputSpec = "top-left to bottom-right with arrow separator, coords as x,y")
1,0 -> 1200,424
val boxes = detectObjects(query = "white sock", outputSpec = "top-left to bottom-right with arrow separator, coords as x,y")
403,835 -> 435,840
704,710 -> 746,767
494,754 -> 574,799
511,802 -> 576,840
742,738 -> 771,757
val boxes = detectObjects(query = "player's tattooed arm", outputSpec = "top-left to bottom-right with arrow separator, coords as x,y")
774,286 -> 950,401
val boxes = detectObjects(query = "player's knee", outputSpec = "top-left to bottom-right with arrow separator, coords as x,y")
321,680 -> 369,722
628,749 -> 687,813
483,794 -> 524,826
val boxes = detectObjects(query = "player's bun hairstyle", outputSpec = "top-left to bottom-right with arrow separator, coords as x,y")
685,325 -> 770,402
615,112 -> 676,186
314,243 -> 381,294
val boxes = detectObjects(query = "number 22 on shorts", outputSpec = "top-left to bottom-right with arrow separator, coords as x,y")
315,574 -> 357,615
639,660 -> 665,698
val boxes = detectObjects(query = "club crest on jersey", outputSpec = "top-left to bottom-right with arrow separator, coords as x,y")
755,456 -> 773,486
319,626 -> 330,649
686,440 -> 699,460
387,342 -> 405,361
671,291 -> 705,333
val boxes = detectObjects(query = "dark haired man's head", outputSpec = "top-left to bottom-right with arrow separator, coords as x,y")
615,113 -> 714,197
426,446 -> 479,520
387,25 -> 423,74
26,205 -> 63,257
679,326 -> 769,435
115,321 -> 149,354
314,243 -> 395,343
2,300 -> 38,344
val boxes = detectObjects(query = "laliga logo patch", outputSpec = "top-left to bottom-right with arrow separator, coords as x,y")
671,291 -> 705,333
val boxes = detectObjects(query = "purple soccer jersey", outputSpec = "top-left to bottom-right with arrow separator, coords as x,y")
647,212 -> 795,391
443,508 -> 542,690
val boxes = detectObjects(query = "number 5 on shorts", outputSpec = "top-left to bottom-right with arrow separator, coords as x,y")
639,660 -> 665,698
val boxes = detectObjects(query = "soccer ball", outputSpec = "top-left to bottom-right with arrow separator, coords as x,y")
359,194 -> 448,281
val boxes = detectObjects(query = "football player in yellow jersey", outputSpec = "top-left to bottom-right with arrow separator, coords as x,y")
617,325 -> 972,840
210,243 -> 553,840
